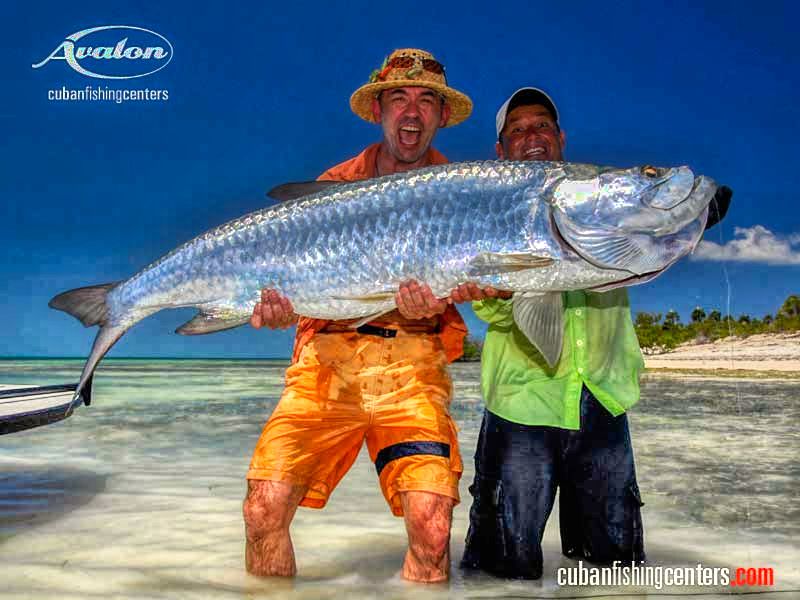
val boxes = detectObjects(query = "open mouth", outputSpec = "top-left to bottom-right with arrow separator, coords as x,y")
398,125 -> 422,146
523,146 -> 547,159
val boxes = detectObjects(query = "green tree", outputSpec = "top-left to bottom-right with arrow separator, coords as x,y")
634,312 -> 665,354
691,306 -> 706,323
779,295 -> 800,318
635,312 -> 662,327
707,310 -> 722,322
664,309 -> 681,328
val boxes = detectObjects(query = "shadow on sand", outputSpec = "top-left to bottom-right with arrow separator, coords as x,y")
0,465 -> 107,542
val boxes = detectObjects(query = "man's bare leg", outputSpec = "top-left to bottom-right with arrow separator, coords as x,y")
243,480 -> 306,576
400,490 -> 454,583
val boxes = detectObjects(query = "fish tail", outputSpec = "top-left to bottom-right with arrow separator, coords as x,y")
49,282 -> 120,327
49,282 -> 127,401
72,324 -> 128,401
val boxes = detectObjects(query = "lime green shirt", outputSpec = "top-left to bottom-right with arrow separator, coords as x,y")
473,290 -> 644,429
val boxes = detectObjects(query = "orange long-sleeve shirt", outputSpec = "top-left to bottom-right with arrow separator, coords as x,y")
291,142 -> 467,363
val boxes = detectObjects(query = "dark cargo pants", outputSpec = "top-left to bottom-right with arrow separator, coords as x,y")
461,386 -> 645,579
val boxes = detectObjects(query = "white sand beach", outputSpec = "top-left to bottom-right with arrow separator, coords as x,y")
644,332 -> 800,373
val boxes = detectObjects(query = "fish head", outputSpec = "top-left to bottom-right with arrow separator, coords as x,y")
552,164 -> 702,228
549,163 -> 717,275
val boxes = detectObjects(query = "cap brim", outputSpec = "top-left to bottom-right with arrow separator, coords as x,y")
350,81 -> 473,127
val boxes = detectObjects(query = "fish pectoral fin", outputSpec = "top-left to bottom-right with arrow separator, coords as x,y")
176,310 -> 250,335
267,181 -> 343,202
512,292 -> 564,368
467,252 -> 553,276
331,291 -> 396,302
553,214 -> 663,275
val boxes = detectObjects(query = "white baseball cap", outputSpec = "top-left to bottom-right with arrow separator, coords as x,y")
495,87 -> 559,140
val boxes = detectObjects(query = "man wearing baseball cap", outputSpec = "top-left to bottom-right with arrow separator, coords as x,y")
244,49 -> 474,583
460,87 -> 648,580
458,88 -> 731,579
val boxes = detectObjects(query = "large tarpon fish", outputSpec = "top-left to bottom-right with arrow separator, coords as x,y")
51,160 -> 717,400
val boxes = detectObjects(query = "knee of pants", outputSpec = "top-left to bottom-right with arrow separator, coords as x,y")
562,481 -> 646,564
463,475 -> 546,579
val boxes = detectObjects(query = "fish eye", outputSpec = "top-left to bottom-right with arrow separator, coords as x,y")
642,165 -> 659,178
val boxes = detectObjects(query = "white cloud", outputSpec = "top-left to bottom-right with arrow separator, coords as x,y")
692,225 -> 800,265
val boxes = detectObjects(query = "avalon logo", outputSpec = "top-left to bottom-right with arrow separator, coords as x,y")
32,25 -> 173,80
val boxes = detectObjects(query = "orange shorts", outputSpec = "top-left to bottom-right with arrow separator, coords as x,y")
247,330 -> 462,516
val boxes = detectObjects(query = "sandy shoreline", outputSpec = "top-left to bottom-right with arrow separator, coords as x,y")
643,332 -> 799,374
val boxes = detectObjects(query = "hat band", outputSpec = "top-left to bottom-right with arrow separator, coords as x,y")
370,56 -> 447,84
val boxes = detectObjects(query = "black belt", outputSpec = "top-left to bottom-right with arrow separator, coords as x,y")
356,324 -> 397,338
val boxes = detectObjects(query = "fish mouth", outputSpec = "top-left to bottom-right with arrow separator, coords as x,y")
623,172 -> 716,235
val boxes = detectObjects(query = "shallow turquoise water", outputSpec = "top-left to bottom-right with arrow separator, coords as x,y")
0,359 -> 797,599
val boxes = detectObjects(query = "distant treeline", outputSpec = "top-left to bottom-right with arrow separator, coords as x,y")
458,294 -> 800,360
634,294 -> 800,354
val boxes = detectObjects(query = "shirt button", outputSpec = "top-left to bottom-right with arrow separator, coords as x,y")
577,367 -> 584,374
576,339 -> 584,347
575,309 -> 582,316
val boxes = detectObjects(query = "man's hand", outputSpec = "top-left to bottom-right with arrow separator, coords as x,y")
396,281 -> 448,319
396,281 -> 513,320
449,282 -> 513,303
250,289 -> 298,329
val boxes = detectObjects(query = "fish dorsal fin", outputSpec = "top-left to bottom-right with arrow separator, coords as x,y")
467,252 -> 553,277
176,310 -> 250,335
267,181 -> 343,202
512,292 -> 564,368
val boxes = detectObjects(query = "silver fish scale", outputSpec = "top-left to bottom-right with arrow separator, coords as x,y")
104,160 -> 711,326
108,161 -> 541,322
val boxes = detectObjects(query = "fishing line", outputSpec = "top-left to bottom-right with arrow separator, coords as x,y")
710,196 -> 748,535
711,199 -> 743,415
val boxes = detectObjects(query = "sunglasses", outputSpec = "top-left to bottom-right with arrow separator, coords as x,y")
387,56 -> 446,75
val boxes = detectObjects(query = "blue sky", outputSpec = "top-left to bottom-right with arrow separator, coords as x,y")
1,1 -> 798,358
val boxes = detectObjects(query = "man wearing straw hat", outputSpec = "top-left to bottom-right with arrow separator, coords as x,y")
243,48 -> 475,583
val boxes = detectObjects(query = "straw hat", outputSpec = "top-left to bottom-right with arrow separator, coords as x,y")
350,48 -> 473,127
